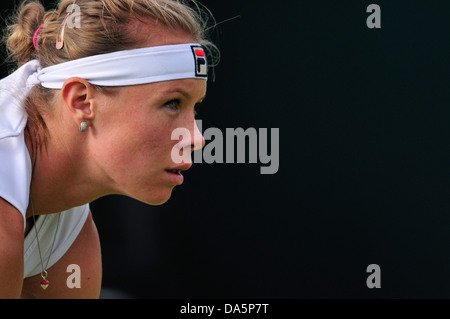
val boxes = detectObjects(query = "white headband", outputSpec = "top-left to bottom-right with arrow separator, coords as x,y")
37,43 -> 208,89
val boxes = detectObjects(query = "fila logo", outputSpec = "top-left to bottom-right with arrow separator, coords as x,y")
191,45 -> 207,77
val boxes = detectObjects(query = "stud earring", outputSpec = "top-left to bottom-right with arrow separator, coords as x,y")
79,121 -> 87,132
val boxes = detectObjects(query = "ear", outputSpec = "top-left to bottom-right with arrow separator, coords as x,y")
61,77 -> 97,129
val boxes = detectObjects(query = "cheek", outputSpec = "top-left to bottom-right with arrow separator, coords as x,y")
119,120 -> 176,168
94,96 -> 180,180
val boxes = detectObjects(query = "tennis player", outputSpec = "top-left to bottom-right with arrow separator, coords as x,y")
0,0 -> 216,298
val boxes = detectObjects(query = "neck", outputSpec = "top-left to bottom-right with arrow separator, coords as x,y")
25,112 -> 110,218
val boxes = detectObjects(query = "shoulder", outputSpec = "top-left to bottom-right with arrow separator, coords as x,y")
0,197 -> 25,298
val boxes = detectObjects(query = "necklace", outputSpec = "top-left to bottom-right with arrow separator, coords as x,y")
29,198 -> 61,290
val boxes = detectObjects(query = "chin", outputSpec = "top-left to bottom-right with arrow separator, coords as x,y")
139,190 -> 174,206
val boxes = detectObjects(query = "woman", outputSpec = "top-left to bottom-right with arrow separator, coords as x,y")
0,0 -> 216,298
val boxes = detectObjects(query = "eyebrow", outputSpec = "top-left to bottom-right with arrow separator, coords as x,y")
166,87 -> 206,104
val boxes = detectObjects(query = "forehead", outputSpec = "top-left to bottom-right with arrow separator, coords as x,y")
126,18 -> 196,48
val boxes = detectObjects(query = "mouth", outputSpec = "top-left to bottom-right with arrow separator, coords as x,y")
165,163 -> 192,174
165,164 -> 192,185
166,169 -> 183,174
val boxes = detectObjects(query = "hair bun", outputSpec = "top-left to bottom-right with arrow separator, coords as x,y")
5,1 -> 45,66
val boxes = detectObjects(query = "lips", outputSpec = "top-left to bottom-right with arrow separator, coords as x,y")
165,163 -> 192,185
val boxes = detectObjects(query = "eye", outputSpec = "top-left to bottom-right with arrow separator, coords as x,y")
164,99 -> 180,112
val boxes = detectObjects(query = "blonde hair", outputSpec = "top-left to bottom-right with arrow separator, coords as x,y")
5,0 -> 217,68
2,0 -> 218,159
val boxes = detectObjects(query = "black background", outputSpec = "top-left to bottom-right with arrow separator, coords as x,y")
1,0 -> 449,298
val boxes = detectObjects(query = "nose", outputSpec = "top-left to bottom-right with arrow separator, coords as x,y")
171,120 -> 205,165
192,119 -> 205,152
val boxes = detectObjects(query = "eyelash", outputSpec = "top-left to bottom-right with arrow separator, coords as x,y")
164,99 -> 201,116
165,99 -> 180,111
